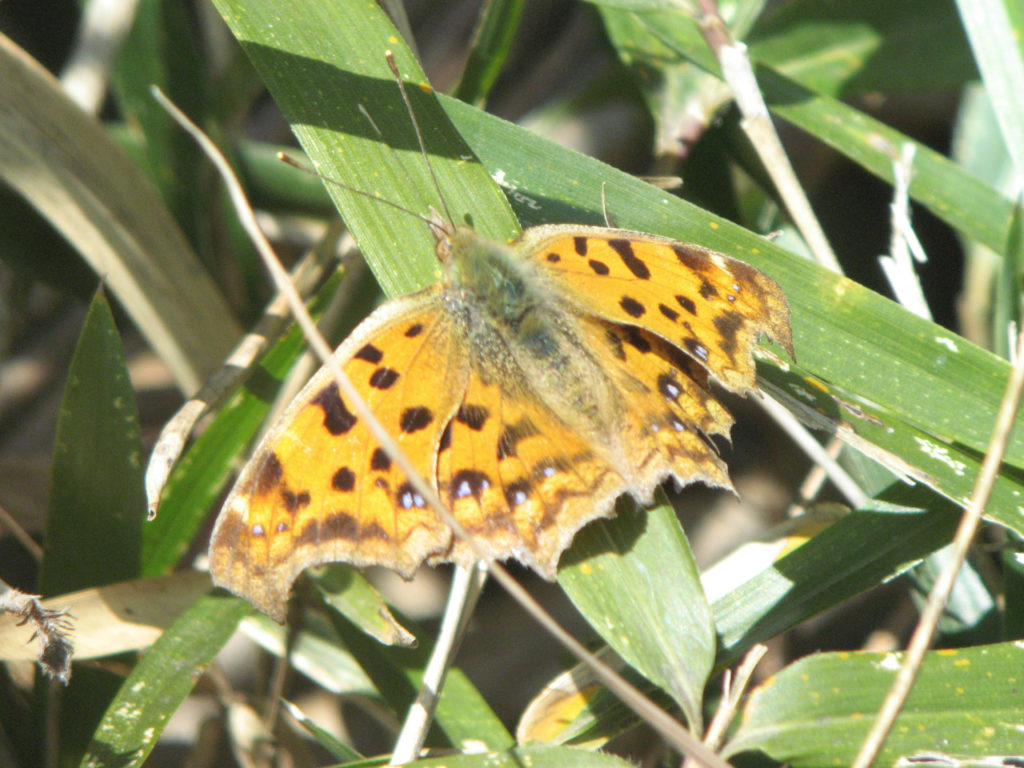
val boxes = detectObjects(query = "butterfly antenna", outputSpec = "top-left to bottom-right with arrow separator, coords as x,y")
385,50 -> 456,230
356,102 -> 423,197
276,153 -> 439,229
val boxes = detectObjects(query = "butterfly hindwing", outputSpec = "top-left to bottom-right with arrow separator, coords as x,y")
436,375 -> 628,576
580,318 -> 734,496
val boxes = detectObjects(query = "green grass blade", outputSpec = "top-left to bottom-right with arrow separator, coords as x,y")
599,7 -> 1013,257
453,0 -> 525,107
325,607 -> 513,751
282,698 -> 364,762
41,290 -> 144,596
758,66 -> 1013,255
79,592 -> 249,768
111,0 -> 209,248
0,36 -> 238,393
749,0 -> 975,96
309,564 -> 416,647
955,0 -> 1024,176
558,493 -> 715,730
713,491 -> 961,665
208,0 -> 519,298
529,485 -> 965,745
725,641 -> 1024,764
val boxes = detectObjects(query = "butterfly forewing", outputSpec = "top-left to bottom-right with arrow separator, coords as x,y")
209,290 -> 467,620
517,225 -> 793,394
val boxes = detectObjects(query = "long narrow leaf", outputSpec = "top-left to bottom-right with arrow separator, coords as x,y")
79,593 -> 249,768
42,291 -> 143,595
725,641 -> 1024,764
0,35 -> 238,393
558,493 -> 715,731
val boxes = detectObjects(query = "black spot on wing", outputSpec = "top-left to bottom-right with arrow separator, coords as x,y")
369,367 -> 399,389
620,296 -> 645,318
451,469 -> 492,500
623,327 -> 651,353
323,511 -> 359,540
281,489 -> 311,512
332,467 -> 355,492
396,483 -> 427,509
498,418 -> 540,460
354,344 -> 383,364
608,239 -> 651,279
504,478 -> 532,507
312,385 -> 357,435
456,404 -> 490,431
439,422 -> 453,452
714,310 -> 743,359
676,294 -> 697,315
399,406 -> 433,433
673,245 -> 711,272
684,338 -> 710,363
370,447 -> 391,471
658,373 -> 683,402
254,452 -> 283,496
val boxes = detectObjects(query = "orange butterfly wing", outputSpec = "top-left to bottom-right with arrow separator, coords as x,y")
581,318 -> 735,492
435,374 -> 629,577
516,225 -> 793,393
209,288 -> 467,620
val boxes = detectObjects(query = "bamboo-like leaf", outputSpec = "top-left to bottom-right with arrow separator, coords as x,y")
42,291 -> 144,596
725,641 -> 1024,764
514,489 -> 963,745
453,0 -> 525,107
208,0 -> 519,298
599,7 -> 1013,256
78,593 -> 249,768
558,493 -> 714,731
955,0 -> 1024,177
0,34 -> 238,393
325,606 -> 513,751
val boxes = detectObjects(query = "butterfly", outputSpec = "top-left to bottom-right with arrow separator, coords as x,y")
208,199 -> 793,620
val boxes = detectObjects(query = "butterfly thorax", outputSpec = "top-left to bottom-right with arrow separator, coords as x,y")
445,227 -> 542,325
442,227 -> 625,452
